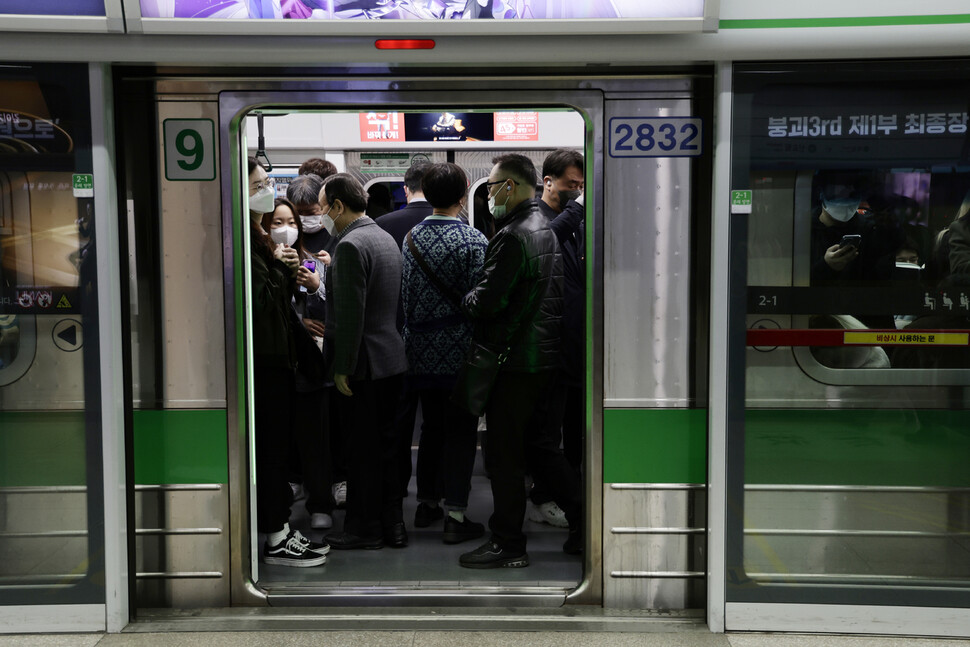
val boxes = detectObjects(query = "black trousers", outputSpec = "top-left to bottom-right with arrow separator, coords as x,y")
484,370 -> 582,553
254,367 -> 295,534
415,388 -> 479,511
339,373 -> 406,538
291,388 -> 335,514
392,384 -> 420,498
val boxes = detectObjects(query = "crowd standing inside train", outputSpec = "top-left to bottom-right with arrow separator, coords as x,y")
400,162 -> 488,544
247,157 -> 328,567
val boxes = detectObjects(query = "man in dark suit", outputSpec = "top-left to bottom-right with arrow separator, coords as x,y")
376,162 -> 435,512
376,161 -> 434,256
320,174 -> 409,550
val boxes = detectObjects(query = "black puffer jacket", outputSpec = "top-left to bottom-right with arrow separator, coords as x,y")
462,199 -> 563,373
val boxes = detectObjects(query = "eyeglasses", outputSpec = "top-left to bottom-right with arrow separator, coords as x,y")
253,177 -> 276,192
484,178 -> 514,189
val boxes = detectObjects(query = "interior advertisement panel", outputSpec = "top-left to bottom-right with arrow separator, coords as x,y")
138,0 -> 704,20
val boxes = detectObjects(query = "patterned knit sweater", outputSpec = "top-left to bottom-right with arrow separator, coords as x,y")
401,217 -> 488,389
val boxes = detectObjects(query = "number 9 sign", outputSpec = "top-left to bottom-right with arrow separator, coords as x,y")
164,119 -> 216,181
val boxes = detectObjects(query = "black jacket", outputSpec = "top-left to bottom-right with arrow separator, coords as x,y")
462,199 -> 563,373
251,250 -> 297,370
377,199 -> 434,330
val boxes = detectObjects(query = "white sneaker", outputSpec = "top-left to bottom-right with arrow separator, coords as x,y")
332,481 -> 347,507
310,512 -> 333,530
291,529 -> 330,555
527,501 -> 569,528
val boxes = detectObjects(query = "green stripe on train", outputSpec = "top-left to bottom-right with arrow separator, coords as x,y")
133,409 -> 228,485
720,14 -> 970,29
604,409 -> 707,484
0,411 -> 87,487
746,409 -> 970,487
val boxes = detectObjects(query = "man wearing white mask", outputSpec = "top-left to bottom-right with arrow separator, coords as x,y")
457,154 -> 570,569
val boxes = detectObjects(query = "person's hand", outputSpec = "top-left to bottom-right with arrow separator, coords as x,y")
275,244 -> 300,273
296,265 -> 321,292
335,373 -> 353,397
824,243 -> 858,272
316,250 -> 332,266
302,317 -> 325,338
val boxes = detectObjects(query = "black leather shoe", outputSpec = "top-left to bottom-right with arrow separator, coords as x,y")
414,502 -> 444,528
443,515 -> 485,544
459,540 -> 528,569
563,528 -> 583,555
325,531 -> 383,550
384,521 -> 409,548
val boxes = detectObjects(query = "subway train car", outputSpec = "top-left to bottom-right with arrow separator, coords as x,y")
0,0 -> 969,638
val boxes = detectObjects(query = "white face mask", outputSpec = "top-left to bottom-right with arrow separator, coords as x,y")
488,183 -> 512,220
821,196 -> 860,223
270,226 -> 298,246
322,211 -> 337,236
249,187 -> 275,214
301,215 -> 324,234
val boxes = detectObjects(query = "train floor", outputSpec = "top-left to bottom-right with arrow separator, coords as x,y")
257,441 -> 583,589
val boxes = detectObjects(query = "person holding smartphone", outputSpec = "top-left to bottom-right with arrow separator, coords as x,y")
262,197 -> 336,532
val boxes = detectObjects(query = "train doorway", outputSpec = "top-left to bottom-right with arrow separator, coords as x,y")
120,73 -> 712,612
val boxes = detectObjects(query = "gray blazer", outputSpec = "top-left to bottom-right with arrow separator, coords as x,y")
325,216 -> 407,381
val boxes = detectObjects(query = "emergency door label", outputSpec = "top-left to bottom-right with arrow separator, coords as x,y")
608,117 -> 703,158
844,331 -> 969,346
163,119 -> 216,181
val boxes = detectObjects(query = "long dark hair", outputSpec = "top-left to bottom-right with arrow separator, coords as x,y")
260,197 -> 310,260
248,156 -> 275,263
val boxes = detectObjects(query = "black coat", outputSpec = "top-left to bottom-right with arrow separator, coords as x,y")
377,200 -> 434,331
463,199 -> 563,373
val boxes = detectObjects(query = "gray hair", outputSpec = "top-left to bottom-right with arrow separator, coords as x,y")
286,173 -> 324,207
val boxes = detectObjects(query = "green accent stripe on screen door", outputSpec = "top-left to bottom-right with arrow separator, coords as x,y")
720,14 -> 970,29
603,408 -> 707,484
133,409 -> 228,485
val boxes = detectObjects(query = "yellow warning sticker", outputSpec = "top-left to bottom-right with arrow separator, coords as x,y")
56,295 -> 72,309
844,331 -> 969,346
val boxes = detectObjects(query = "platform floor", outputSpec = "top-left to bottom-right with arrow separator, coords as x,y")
4,632 -> 970,647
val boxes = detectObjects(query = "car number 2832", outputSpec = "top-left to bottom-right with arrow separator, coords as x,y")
608,117 -> 703,158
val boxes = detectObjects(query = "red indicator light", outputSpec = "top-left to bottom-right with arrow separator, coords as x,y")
375,39 -> 435,50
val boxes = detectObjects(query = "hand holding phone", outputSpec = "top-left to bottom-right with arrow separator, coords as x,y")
839,234 -> 861,249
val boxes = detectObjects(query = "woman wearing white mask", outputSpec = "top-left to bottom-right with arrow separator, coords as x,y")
248,158 -> 329,567
261,197 -> 337,531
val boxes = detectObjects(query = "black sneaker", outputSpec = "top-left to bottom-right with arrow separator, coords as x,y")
563,528 -> 583,555
459,540 -> 528,569
443,515 -> 485,544
264,531 -> 327,567
292,529 -> 331,555
414,502 -> 444,528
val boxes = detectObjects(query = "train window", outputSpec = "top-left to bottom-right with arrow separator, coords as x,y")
729,62 -> 970,611
0,63 -> 106,607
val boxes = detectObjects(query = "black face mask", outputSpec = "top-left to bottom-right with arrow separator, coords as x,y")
557,189 -> 582,207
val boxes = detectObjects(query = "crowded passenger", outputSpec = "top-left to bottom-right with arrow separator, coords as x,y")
527,149 -> 587,530
298,157 -> 337,180
261,197 -> 335,531
456,153 -> 575,569
247,157 -> 328,567
320,173 -> 409,550
400,162 -> 489,544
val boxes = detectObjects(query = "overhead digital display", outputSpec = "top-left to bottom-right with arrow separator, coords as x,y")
0,0 -> 105,15
138,0 -> 704,20
404,112 -> 493,142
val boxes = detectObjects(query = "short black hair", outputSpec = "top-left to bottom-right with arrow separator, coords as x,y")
422,163 -> 467,209
492,153 -> 536,189
405,161 -> 431,192
322,173 -> 368,213
298,157 -> 337,179
542,149 -> 584,179
286,173 -> 324,207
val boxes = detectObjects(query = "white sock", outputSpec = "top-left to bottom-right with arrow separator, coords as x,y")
448,511 -> 464,522
268,523 -> 289,547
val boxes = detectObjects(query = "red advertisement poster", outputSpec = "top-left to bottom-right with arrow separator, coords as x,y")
494,111 -> 539,142
359,112 -> 404,141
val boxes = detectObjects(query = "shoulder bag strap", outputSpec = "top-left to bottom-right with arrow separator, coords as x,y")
407,230 -> 465,310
